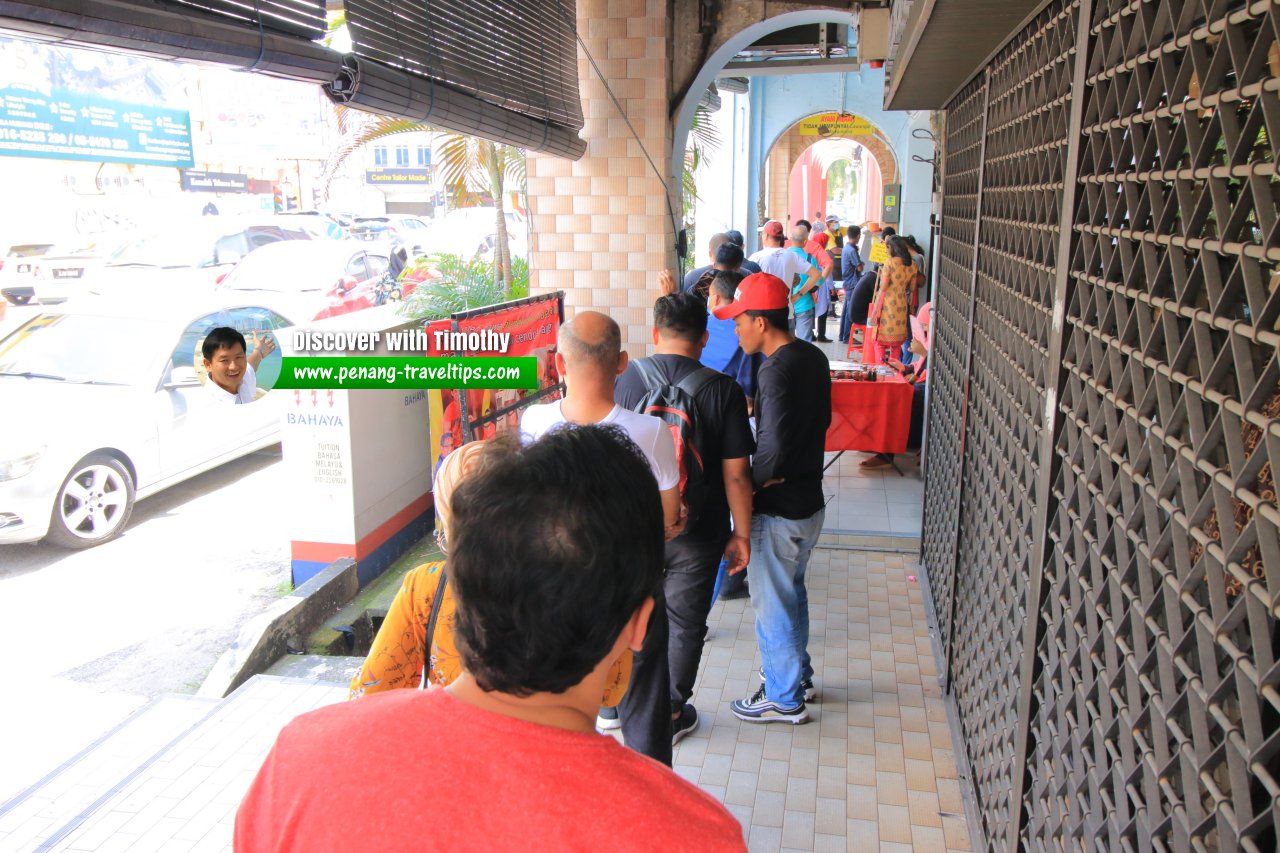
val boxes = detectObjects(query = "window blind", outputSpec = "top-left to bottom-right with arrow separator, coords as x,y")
0,0 -> 341,82
335,0 -> 584,157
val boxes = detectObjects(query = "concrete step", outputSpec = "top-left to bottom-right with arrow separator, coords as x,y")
35,676 -> 346,852
263,654 -> 364,685
0,694 -> 219,852
818,530 -> 920,552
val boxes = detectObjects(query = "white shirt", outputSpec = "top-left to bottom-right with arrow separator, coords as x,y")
748,247 -> 810,319
520,401 -> 680,491
205,362 -> 257,405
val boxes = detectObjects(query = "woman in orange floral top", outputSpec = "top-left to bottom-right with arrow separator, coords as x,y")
349,439 -> 632,706
867,235 -> 915,363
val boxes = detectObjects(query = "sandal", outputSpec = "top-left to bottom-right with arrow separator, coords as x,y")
860,455 -> 892,469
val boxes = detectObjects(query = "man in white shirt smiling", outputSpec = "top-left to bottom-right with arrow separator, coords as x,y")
202,327 -> 276,404
519,310 -> 683,767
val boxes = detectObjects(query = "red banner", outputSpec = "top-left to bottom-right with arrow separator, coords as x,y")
426,293 -> 564,471
425,298 -> 559,358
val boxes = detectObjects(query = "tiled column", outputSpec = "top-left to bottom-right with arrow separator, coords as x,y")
526,0 -> 673,356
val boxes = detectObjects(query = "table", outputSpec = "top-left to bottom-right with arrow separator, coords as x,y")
825,375 -> 913,454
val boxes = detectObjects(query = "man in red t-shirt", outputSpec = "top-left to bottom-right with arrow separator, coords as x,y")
236,427 -> 745,852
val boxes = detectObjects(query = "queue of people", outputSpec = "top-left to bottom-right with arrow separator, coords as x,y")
235,217 -> 927,850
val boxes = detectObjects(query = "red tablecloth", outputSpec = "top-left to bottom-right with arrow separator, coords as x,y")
825,376 -> 913,453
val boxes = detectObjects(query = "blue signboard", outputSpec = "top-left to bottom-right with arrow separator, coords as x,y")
0,37 -> 194,167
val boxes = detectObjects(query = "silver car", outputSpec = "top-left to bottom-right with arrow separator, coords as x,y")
0,294 -> 296,548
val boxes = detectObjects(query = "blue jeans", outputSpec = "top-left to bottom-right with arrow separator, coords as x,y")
747,509 -> 825,705
795,309 -> 816,342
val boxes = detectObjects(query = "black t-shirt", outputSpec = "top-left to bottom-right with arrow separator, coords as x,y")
615,354 -> 756,542
848,269 -> 878,326
752,339 -> 832,520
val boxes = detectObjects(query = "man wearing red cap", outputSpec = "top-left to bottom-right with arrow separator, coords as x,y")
712,273 -> 831,723
748,220 -> 821,333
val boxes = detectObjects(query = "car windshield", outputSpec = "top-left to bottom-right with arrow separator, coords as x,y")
0,313 -> 167,385
108,227 -> 220,268
221,248 -> 347,292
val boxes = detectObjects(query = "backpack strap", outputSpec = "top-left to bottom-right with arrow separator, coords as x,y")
674,366 -> 722,401
630,357 -> 665,396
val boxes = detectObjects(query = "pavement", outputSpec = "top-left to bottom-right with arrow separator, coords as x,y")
0,540 -> 975,853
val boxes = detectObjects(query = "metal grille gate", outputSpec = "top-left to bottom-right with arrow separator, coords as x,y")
921,0 -> 1280,849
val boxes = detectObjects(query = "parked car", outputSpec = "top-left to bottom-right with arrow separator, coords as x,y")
0,293 -> 298,548
26,235 -> 131,305
81,216 -> 324,300
277,210 -> 354,239
216,240 -> 407,320
413,207 -> 527,262
1,241 -> 58,305
349,215 -> 431,255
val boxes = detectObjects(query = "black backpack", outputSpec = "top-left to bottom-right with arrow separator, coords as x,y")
630,359 -> 720,531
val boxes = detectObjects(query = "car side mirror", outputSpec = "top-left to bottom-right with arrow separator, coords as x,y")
164,365 -> 201,389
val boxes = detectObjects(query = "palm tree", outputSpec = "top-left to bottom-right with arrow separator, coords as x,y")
434,134 -> 526,295
682,103 -> 722,262
319,115 -> 527,296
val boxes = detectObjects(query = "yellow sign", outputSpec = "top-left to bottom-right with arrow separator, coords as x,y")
869,240 -> 890,264
799,113 -> 873,137
884,194 -> 897,206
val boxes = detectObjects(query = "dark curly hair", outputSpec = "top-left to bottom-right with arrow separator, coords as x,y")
447,426 -> 665,696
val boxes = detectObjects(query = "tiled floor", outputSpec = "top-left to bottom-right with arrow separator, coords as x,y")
676,547 -> 971,852
3,542 -> 974,853
822,450 -> 924,538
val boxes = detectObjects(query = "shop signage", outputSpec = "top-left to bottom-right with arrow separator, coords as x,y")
365,167 -> 434,185
798,113 -> 873,137
0,37 -> 194,167
181,170 -> 249,193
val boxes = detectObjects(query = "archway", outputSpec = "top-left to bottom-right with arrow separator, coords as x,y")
781,138 -> 882,229
668,8 -> 862,230
759,111 -> 899,228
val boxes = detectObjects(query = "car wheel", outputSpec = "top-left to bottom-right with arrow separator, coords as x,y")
4,293 -> 30,305
46,453 -> 135,549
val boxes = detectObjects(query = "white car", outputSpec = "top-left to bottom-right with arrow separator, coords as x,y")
1,241 -> 58,305
349,215 -> 431,254
414,207 -> 527,261
26,235 -> 131,305
0,294 -> 297,548
81,216 -> 325,300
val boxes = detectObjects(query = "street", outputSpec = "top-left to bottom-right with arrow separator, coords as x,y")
0,301 -> 38,339
0,444 -> 290,803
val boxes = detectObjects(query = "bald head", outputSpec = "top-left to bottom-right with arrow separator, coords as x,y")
558,311 -> 622,376
790,224 -> 810,245
707,232 -> 730,261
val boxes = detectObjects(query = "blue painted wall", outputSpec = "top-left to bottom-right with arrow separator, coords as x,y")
744,67 -> 935,252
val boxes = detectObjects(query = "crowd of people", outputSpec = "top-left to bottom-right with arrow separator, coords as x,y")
234,215 -> 931,849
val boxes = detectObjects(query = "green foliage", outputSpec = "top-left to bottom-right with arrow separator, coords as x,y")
399,253 -> 527,320
510,256 -> 530,300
